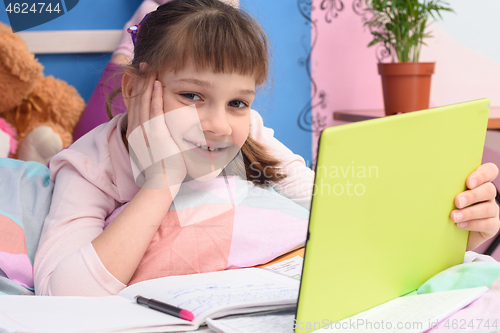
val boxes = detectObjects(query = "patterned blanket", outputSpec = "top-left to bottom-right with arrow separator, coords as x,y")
106,175 -> 310,285
0,158 -> 54,295
0,158 -> 309,293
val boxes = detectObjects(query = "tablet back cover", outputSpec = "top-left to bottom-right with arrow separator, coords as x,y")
295,99 -> 490,333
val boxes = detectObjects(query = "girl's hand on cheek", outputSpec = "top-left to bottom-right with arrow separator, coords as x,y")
126,64 -> 187,192
451,163 -> 500,251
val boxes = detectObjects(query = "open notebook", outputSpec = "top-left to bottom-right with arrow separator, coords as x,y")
206,286 -> 488,333
0,268 -> 299,333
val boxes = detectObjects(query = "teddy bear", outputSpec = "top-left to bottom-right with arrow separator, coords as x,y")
0,22 -> 85,165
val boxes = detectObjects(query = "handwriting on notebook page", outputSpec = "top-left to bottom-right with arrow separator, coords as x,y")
169,283 -> 297,316
118,268 -> 299,318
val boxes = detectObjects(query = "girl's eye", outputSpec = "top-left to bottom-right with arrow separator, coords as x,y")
229,100 -> 248,109
181,93 -> 201,101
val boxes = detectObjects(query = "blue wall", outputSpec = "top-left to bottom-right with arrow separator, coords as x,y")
240,0 -> 312,164
0,0 -> 311,162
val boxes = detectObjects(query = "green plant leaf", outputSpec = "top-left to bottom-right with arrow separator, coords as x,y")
364,0 -> 454,62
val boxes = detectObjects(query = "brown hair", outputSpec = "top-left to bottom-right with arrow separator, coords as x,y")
108,0 -> 285,185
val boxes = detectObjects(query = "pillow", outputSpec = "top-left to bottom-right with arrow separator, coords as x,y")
105,176 -> 310,285
0,158 -> 53,295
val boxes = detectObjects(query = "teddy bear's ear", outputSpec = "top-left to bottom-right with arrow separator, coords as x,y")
0,31 -> 44,83
0,22 -> 13,35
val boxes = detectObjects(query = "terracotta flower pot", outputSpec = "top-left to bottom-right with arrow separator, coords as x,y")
378,62 -> 435,116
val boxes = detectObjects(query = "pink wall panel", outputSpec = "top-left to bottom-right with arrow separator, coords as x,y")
311,1 -> 383,158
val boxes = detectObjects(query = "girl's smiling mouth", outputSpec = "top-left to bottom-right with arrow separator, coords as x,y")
188,141 -> 224,152
184,139 -> 232,152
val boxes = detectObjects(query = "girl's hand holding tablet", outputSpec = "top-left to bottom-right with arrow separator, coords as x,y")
452,162 -> 500,250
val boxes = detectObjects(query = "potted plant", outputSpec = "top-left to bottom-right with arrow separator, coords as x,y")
364,0 -> 453,115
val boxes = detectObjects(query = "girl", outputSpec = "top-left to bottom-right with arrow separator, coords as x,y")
34,0 -> 500,296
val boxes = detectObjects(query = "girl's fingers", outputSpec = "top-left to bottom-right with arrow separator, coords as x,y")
456,216 -> 500,234
466,163 -> 499,190
138,75 -> 156,132
455,182 -> 497,208
150,80 -> 164,119
148,80 -> 174,162
451,199 -> 499,224
134,62 -> 150,130
131,76 -> 141,128
127,74 -> 147,135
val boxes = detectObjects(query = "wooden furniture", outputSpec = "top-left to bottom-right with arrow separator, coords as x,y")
333,106 -> 500,129
17,30 -> 122,54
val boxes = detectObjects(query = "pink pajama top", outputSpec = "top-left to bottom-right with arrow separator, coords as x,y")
33,111 -> 314,296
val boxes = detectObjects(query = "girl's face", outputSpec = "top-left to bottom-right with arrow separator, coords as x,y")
159,61 -> 256,181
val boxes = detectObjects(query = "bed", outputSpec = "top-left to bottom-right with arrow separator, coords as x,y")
1,27 -> 499,333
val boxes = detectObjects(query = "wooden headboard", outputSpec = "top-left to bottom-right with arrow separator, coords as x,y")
18,30 -> 122,54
